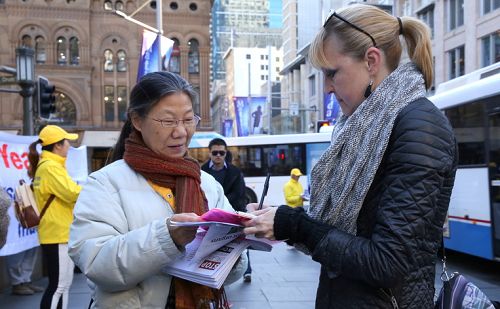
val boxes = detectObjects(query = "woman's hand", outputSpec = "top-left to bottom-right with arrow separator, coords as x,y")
242,207 -> 277,240
167,213 -> 201,248
246,203 -> 272,212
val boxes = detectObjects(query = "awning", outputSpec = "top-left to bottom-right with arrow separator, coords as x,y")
80,131 -> 120,147
80,130 -> 223,148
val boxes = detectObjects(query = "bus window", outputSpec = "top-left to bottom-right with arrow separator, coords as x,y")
444,101 -> 487,166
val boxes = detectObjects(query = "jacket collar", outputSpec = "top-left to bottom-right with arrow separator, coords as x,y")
40,150 -> 67,166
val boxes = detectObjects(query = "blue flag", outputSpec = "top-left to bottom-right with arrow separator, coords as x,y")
137,30 -> 174,82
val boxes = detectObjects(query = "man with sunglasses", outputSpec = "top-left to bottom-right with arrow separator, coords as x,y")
201,138 -> 253,282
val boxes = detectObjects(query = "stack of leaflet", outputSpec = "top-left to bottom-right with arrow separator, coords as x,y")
163,209 -> 274,288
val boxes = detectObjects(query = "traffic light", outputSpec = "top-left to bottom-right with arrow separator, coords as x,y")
317,120 -> 331,132
37,76 -> 56,119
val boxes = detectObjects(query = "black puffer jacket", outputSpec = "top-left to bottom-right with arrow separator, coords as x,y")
274,98 -> 458,308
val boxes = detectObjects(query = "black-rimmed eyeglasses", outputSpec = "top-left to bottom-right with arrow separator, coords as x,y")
323,11 -> 377,48
149,115 -> 201,128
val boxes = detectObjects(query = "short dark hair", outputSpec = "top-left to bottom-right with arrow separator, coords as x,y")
208,138 -> 227,149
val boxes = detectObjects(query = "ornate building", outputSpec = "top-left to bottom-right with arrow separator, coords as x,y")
0,0 -> 212,169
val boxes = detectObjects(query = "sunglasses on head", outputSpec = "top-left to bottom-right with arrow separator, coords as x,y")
323,11 -> 377,48
211,150 -> 226,156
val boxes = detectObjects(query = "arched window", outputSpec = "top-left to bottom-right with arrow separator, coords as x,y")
104,49 -> 114,72
188,39 -> 199,74
115,0 -> 124,11
69,37 -> 79,65
22,35 -> 33,48
117,49 -> 127,72
57,37 -> 67,64
104,0 -> 113,10
54,92 -> 77,125
168,38 -> 180,73
35,36 -> 47,64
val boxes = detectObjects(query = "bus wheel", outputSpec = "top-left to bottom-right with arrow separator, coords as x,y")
245,187 -> 258,204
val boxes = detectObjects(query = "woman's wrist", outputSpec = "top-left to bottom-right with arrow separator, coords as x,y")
274,206 -> 304,241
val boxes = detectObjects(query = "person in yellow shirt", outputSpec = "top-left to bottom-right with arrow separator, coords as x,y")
283,168 -> 307,208
27,125 -> 82,309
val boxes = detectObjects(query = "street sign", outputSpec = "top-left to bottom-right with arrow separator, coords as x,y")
0,76 -> 16,85
290,102 -> 299,116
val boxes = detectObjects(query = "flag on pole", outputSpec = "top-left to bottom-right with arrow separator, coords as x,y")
137,29 -> 175,82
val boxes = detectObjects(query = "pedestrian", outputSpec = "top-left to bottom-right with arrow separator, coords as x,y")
0,187 -> 10,249
243,4 -> 457,308
283,168 -> 306,208
26,124 -> 82,308
6,248 -> 44,295
68,71 -> 246,308
201,138 -> 253,282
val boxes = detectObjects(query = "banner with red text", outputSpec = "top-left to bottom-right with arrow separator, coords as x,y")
0,132 -> 88,256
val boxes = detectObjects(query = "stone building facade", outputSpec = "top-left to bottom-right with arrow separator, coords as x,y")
0,0 -> 212,155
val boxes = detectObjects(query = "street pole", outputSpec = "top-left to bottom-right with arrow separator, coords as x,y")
155,0 -> 163,71
267,45 -> 272,135
20,86 -> 35,136
16,47 -> 35,136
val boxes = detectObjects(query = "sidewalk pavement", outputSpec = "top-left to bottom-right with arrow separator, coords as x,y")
0,242 -> 320,309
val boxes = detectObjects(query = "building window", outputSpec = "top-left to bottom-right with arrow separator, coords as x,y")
261,65 -> 265,70
448,45 -> 465,79
104,0 -> 113,10
168,38 -> 180,73
188,39 -> 199,74
104,85 -> 115,122
170,2 -> 178,10
309,75 -> 316,96
117,49 -> 127,72
482,0 -> 500,14
448,0 -> 464,31
481,31 -> 500,67
417,4 -> 434,38
246,54 -> 251,59
117,86 -> 128,122
57,37 -> 67,64
69,37 -> 79,65
189,2 -> 197,11
21,35 -> 33,47
115,0 -> 124,11
35,36 -> 46,64
54,92 -> 77,125
104,49 -> 114,72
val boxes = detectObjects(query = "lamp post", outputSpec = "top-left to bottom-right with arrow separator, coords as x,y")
16,46 -> 35,136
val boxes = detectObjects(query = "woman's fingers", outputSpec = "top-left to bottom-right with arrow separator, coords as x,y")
243,207 -> 277,240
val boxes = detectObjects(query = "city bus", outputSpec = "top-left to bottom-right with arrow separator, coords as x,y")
428,62 -> 500,261
189,132 -> 332,206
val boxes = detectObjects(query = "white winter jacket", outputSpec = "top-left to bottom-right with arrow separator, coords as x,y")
68,159 -> 247,308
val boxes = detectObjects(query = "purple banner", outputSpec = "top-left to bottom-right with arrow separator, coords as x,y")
323,93 -> 340,124
233,96 -> 266,136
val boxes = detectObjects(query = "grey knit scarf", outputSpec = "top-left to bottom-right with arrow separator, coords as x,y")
307,62 -> 426,235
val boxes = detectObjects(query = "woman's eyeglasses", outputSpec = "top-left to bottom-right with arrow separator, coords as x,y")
149,115 -> 201,128
211,150 -> 226,156
323,11 -> 377,48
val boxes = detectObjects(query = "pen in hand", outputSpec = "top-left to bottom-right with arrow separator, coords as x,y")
257,173 -> 271,210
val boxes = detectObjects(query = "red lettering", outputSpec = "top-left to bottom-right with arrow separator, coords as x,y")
21,152 -> 29,170
0,143 -> 30,170
0,144 -> 9,168
11,152 -> 23,169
